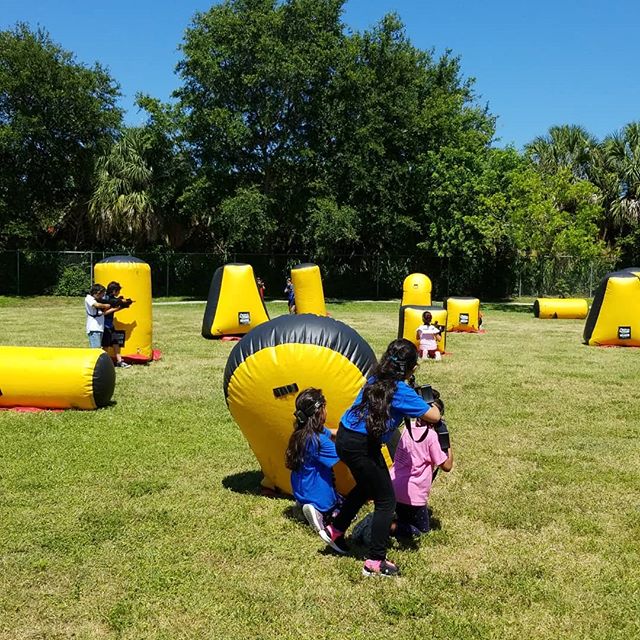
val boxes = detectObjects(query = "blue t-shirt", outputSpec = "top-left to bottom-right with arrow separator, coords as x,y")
340,379 -> 430,443
291,427 -> 339,512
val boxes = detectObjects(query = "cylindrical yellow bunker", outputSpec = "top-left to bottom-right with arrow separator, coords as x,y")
0,347 -> 115,410
401,273 -> 432,307
94,256 -> 153,362
291,263 -> 327,316
534,298 -> 588,319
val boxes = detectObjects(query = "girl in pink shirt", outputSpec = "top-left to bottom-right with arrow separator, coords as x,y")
389,392 -> 453,535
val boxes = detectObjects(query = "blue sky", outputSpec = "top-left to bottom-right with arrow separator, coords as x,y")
2,0 -> 638,149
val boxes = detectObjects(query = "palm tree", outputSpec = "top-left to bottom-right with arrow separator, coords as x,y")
601,122 -> 640,233
526,124 -> 596,181
89,127 -> 158,244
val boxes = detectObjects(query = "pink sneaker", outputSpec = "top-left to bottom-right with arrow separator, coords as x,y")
362,558 -> 400,578
319,524 -> 348,554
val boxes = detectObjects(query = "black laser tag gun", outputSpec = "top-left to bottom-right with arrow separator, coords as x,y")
102,294 -> 134,309
407,377 -> 450,453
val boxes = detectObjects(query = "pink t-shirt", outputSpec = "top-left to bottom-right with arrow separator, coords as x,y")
416,324 -> 440,351
390,424 -> 447,506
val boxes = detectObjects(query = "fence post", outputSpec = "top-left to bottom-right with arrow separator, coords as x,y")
166,254 -> 170,298
90,252 -> 94,283
589,263 -> 593,298
16,250 -> 20,296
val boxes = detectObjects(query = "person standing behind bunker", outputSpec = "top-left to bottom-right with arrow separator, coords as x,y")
318,338 -> 441,578
101,281 -> 131,368
85,284 -> 112,348
284,277 -> 295,313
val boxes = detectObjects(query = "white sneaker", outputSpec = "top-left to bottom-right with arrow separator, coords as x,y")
116,361 -> 132,368
302,503 -> 324,533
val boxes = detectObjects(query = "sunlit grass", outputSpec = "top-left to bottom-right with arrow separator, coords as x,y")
0,298 -> 638,639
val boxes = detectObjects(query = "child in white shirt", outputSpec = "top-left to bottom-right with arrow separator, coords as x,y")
416,311 -> 442,361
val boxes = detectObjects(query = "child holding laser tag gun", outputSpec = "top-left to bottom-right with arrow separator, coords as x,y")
390,384 -> 453,536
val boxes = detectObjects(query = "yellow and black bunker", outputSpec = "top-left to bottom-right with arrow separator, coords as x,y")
202,263 -> 270,338
583,269 -> 640,346
0,346 -> 115,410
444,297 -> 481,332
223,314 -> 377,494
94,255 -> 154,362
398,305 -> 447,354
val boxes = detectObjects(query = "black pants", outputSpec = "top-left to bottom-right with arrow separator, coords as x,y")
332,425 -> 396,561
394,502 -> 430,537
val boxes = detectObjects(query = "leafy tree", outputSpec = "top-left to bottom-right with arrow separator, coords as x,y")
175,0 -> 345,252
0,24 -> 121,248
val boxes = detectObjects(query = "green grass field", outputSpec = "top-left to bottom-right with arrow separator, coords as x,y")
1,298 -> 639,639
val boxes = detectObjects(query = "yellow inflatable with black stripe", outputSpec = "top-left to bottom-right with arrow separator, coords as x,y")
583,269 -> 640,346
94,256 -> 153,362
401,273 -> 432,307
534,298 -> 588,319
202,263 -> 269,338
445,297 -> 481,332
223,314 -> 377,494
0,346 -> 115,410
291,263 -> 327,316
398,305 -> 447,354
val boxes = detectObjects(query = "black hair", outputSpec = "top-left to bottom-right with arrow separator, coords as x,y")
422,311 -> 433,324
285,388 -> 326,472
106,281 -> 121,295
354,338 -> 419,441
90,283 -> 105,296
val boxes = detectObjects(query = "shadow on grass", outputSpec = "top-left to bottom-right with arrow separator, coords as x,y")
222,470 -> 291,500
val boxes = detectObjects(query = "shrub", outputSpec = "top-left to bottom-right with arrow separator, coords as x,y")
54,263 -> 91,296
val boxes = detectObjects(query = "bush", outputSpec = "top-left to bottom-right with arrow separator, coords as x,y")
53,263 -> 90,296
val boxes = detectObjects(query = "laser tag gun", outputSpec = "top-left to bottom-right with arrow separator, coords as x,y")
101,294 -> 134,309
406,377 -> 450,454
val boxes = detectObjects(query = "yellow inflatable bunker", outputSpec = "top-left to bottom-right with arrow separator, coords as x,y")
401,273 -> 432,307
202,263 -> 269,338
0,347 -> 115,410
584,269 -> 640,346
445,297 -> 481,332
224,314 -> 377,494
534,298 -> 589,319
291,263 -> 327,316
94,256 -> 153,362
398,305 -> 447,354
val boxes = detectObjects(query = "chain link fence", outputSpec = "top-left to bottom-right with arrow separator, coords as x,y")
0,250 -> 618,299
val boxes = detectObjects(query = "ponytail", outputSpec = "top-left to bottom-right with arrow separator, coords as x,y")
285,388 -> 326,471
354,338 -> 418,441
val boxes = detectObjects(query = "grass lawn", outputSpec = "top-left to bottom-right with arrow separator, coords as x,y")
0,298 -> 639,639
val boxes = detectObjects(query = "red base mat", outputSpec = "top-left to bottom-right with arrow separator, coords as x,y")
122,349 -> 162,364
0,406 -> 64,413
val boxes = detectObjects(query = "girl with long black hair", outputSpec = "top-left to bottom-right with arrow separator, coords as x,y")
285,388 -> 341,536
319,338 -> 441,577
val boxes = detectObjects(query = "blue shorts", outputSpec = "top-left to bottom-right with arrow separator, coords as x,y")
88,331 -> 103,348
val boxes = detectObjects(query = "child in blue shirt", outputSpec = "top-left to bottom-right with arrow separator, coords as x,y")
285,388 -> 340,534
318,338 -> 441,577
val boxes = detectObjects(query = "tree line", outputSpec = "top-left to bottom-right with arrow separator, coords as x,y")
1,0 -> 637,297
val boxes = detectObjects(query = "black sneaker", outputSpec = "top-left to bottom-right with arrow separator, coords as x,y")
362,558 -> 400,578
